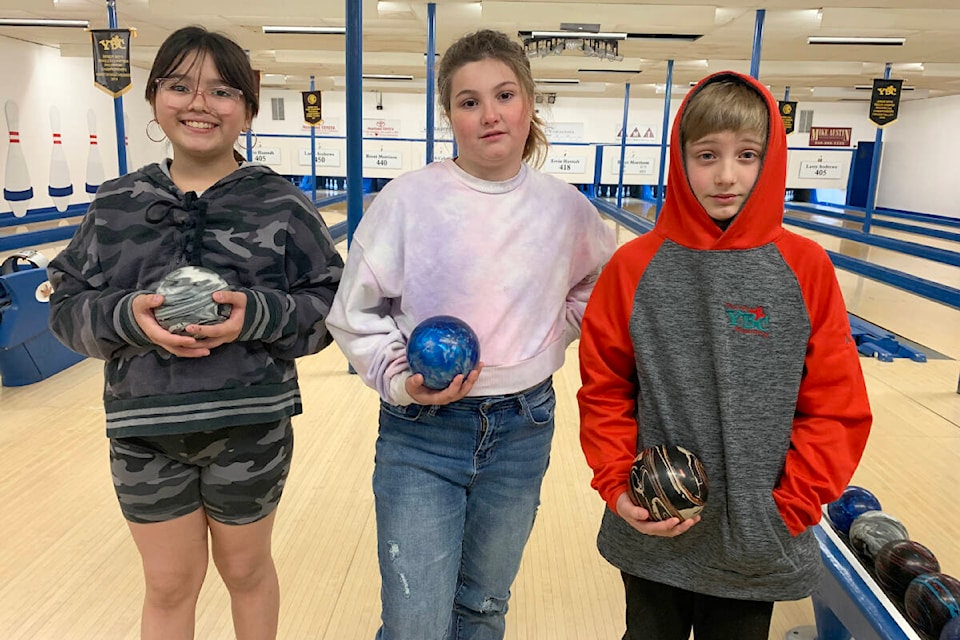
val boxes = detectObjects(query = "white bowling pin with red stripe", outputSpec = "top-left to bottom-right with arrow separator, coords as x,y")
85,109 -> 105,200
3,100 -> 34,218
48,106 -> 74,212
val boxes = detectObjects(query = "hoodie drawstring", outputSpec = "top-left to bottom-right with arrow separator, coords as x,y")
184,192 -> 208,267
144,190 -> 208,267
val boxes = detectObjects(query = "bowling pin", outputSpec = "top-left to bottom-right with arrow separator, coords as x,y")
85,109 -> 105,200
48,106 -> 74,213
3,100 -> 34,218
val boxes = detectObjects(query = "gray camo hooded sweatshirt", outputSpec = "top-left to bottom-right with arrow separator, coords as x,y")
48,161 -> 343,438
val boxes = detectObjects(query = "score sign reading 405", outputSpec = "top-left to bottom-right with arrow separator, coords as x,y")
798,160 -> 842,180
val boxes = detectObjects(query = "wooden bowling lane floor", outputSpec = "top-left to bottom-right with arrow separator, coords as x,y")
2,341 -> 958,640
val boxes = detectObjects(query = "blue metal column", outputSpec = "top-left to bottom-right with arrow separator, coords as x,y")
750,9 -> 766,79
346,0 -> 363,246
242,48 -> 254,161
106,0 -> 127,175
655,60 -> 674,218
784,86 -> 790,101
616,82 -> 630,208
425,3 -> 437,164
864,62 -> 892,234
310,75 -> 317,202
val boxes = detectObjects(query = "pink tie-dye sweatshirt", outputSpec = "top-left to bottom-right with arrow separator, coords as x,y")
327,158 -> 616,405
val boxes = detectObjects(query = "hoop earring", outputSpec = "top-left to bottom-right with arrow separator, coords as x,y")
146,119 -> 166,143
235,130 -> 258,151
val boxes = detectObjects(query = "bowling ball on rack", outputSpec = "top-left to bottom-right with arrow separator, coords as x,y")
406,315 -> 480,390
905,572 -> 960,640
827,485 -> 882,536
628,444 -> 709,522
153,266 -> 232,335
875,539 -> 941,606
0,250 -> 49,275
849,510 -> 909,568
940,616 -> 960,640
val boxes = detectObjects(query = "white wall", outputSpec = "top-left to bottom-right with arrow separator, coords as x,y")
0,36 -> 159,216
877,94 -> 960,219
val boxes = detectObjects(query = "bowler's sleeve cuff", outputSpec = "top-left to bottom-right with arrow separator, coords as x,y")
114,290 -> 154,347
388,372 -> 416,407
237,288 -> 283,342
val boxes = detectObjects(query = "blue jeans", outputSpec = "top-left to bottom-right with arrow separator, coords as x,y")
373,378 -> 556,640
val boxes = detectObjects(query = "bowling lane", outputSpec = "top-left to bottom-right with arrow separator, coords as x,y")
615,201 -> 959,287
789,225 -> 960,288
789,209 -> 960,254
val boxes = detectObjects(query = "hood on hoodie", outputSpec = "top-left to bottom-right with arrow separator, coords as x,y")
655,71 -> 787,251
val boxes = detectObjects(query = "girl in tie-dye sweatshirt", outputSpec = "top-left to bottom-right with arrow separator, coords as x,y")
327,29 -> 616,640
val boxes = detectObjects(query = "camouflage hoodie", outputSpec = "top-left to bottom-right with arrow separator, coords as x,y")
48,161 -> 343,438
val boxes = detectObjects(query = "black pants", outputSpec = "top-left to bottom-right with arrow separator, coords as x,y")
621,572 -> 774,640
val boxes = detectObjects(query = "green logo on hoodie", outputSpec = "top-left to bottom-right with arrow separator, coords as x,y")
723,303 -> 770,337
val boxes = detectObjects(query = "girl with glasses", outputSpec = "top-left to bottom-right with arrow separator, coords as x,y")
47,25 -> 343,640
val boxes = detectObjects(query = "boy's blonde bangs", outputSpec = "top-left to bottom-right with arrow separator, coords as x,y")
680,80 -> 769,149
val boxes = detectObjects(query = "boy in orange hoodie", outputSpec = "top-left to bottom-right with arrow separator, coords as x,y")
577,71 -> 872,639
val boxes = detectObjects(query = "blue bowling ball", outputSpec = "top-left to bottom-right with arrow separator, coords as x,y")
941,615 -> 960,640
827,485 -> 882,536
939,617 -> 960,640
406,315 -> 480,390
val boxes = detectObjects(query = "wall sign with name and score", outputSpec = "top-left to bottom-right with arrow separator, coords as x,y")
546,155 -> 586,174
614,156 -> 656,176
363,150 -> 403,169
251,147 -> 281,166
298,148 -> 342,167
798,160 -> 843,180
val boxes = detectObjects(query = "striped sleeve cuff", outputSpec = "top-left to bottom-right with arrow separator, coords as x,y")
114,290 -> 154,347
237,287 -> 283,342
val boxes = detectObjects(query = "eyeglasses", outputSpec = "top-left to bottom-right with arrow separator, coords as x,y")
155,78 -> 244,109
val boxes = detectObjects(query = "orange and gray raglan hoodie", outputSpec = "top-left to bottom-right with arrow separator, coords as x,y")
577,71 -> 872,601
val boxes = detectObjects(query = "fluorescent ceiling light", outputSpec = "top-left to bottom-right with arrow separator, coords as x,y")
807,36 -> 905,46
362,74 -> 414,80
262,25 -> 345,34
531,30 -> 627,39
0,18 -> 89,28
535,78 -> 580,84
578,69 -> 640,74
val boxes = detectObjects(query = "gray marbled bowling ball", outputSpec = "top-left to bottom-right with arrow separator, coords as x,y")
849,510 -> 909,568
154,266 -> 232,335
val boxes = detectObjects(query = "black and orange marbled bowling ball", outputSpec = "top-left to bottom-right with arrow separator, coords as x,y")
628,444 -> 709,522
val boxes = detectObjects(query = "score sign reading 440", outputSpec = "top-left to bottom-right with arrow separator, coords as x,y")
363,151 -> 403,169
